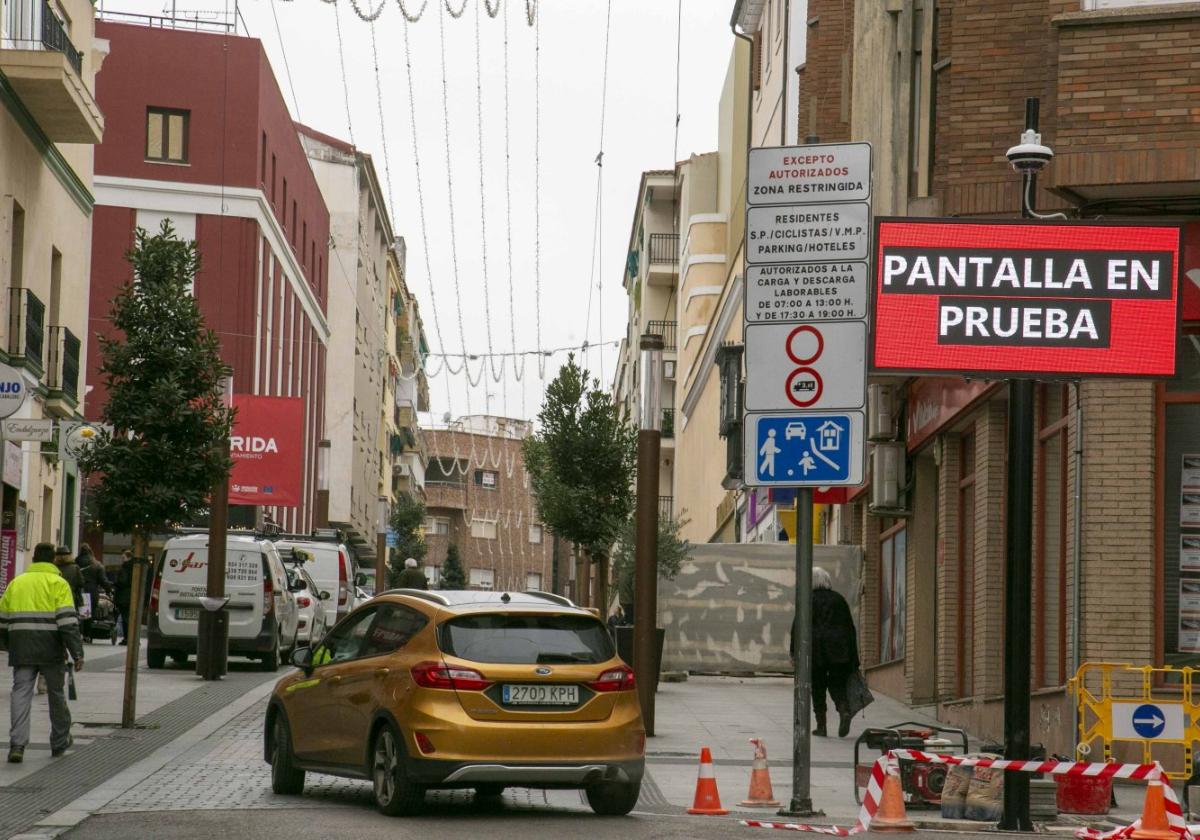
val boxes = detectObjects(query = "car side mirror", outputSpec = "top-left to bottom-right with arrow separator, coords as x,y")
290,647 -> 313,672
319,590 -> 332,601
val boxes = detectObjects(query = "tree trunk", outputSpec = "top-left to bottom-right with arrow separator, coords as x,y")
595,551 -> 609,619
574,544 -> 588,607
121,530 -> 149,728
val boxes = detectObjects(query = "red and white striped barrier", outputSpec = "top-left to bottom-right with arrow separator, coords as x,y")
741,750 -> 1195,840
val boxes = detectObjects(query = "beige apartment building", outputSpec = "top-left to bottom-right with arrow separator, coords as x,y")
611,169 -> 679,524
422,416 -> 556,594
383,237 -> 429,512
300,127 -> 396,568
1,0 -> 105,580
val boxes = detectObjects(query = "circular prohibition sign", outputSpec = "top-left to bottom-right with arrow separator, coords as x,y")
784,325 -> 824,408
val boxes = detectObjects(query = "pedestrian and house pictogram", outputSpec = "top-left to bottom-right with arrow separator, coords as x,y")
749,414 -> 864,486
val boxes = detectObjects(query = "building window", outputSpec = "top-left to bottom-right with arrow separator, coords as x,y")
470,518 -> 498,540
474,469 -> 498,489
526,572 -> 542,591
1036,385 -> 1070,689
145,107 -> 189,164
423,516 -> 450,536
261,132 -> 267,185
529,524 -> 543,544
424,566 -> 441,586
469,567 -> 494,590
879,522 -> 907,663
957,431 -> 976,697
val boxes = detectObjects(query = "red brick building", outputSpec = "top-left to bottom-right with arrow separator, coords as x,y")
86,18 -> 330,532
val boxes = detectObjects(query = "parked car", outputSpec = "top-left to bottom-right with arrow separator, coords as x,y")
264,590 -> 645,816
148,533 -> 300,671
286,564 -> 330,648
275,538 -> 355,628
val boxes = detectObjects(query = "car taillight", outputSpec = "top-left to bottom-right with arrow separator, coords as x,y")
148,569 -> 162,615
296,596 -> 311,609
414,732 -> 436,754
338,550 -> 349,610
410,661 -> 492,691
263,574 -> 273,614
587,665 -> 636,693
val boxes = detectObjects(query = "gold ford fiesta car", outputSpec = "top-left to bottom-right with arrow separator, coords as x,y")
264,589 -> 646,816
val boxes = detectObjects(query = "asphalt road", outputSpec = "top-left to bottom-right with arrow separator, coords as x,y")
63,807 -> 998,839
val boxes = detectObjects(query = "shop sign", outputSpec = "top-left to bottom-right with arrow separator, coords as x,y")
3,441 -> 20,488
0,363 -> 26,420
905,377 -> 1000,452
872,219 -> 1182,378
2,419 -> 55,443
0,529 -> 15,596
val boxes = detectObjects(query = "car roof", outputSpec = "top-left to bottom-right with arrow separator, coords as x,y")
374,589 -> 595,617
164,533 -> 270,549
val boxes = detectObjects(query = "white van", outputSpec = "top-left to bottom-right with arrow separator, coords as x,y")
147,533 -> 300,671
275,538 -> 355,627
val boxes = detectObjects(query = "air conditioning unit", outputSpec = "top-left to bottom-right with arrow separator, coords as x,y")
869,442 -> 909,515
396,462 -> 411,477
868,383 -> 896,442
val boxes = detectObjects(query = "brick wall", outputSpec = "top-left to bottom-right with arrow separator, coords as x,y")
974,400 -> 1008,697
937,433 -> 962,699
797,0 -> 855,143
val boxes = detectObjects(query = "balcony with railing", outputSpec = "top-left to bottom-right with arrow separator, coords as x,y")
646,233 -> 679,287
661,408 -> 675,440
646,320 -> 676,351
44,325 -> 79,416
0,0 -> 103,142
659,496 -> 673,520
8,287 -> 45,374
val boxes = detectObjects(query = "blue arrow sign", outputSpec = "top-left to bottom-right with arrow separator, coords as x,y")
753,414 -> 853,484
1131,703 -> 1166,739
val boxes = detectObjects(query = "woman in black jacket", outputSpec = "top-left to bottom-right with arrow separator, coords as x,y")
791,566 -> 860,738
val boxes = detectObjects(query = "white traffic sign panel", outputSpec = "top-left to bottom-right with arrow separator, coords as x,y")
746,202 -> 869,265
747,143 -> 872,206
744,322 -> 866,412
0,363 -> 27,421
745,262 -> 868,325
744,411 -> 865,487
1112,701 -> 1184,741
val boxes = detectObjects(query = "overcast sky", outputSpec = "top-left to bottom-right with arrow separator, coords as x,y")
99,0 -> 737,424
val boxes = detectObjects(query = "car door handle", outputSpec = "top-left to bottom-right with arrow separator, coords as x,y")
328,675 -> 343,686
374,668 -> 390,678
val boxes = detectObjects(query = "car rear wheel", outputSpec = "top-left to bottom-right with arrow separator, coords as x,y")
147,649 -> 166,669
259,637 -> 280,672
270,716 -> 305,795
371,725 -> 424,816
585,780 -> 641,816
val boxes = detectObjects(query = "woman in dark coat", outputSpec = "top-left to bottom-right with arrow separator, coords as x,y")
791,566 -> 860,738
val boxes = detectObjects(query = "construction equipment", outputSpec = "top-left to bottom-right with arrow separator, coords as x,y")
853,722 -> 968,809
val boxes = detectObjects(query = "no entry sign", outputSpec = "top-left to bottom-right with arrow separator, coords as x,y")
871,219 -> 1182,378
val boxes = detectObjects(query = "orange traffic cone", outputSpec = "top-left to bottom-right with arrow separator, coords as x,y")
869,767 -> 915,832
739,738 -> 781,807
687,747 -> 729,815
1131,780 -> 1176,840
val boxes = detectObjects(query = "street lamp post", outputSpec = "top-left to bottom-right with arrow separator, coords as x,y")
376,496 -> 389,593
316,439 -> 331,529
197,377 -> 233,681
998,96 -> 1045,832
634,333 -> 664,737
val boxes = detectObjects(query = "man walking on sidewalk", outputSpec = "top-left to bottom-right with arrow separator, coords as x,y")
0,542 -> 86,763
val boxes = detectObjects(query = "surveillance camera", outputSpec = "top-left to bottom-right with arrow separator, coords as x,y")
1006,129 -> 1053,174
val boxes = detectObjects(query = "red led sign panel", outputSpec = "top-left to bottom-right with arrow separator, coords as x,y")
871,219 -> 1181,378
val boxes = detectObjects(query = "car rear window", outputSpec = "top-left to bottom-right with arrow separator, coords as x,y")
439,614 -> 615,664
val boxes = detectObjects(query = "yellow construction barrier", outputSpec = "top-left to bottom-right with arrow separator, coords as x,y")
1070,662 -> 1199,780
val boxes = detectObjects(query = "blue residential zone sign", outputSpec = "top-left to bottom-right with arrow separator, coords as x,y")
753,414 -> 853,484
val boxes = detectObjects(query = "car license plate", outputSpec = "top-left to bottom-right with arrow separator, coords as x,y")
502,684 -> 579,705
175,608 -> 199,621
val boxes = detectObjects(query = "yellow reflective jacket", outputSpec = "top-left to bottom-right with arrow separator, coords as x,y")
0,562 -> 84,666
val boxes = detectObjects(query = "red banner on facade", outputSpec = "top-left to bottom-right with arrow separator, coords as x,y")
228,395 -> 305,507
0,529 -> 16,596
872,219 -> 1182,378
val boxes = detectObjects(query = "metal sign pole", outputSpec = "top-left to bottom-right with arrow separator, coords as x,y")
782,487 -> 820,817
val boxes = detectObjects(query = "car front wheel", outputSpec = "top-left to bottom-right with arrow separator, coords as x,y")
371,725 -> 424,816
585,780 -> 641,816
271,716 -> 305,795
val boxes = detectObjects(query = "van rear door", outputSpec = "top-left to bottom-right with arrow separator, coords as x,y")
157,546 -> 265,640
